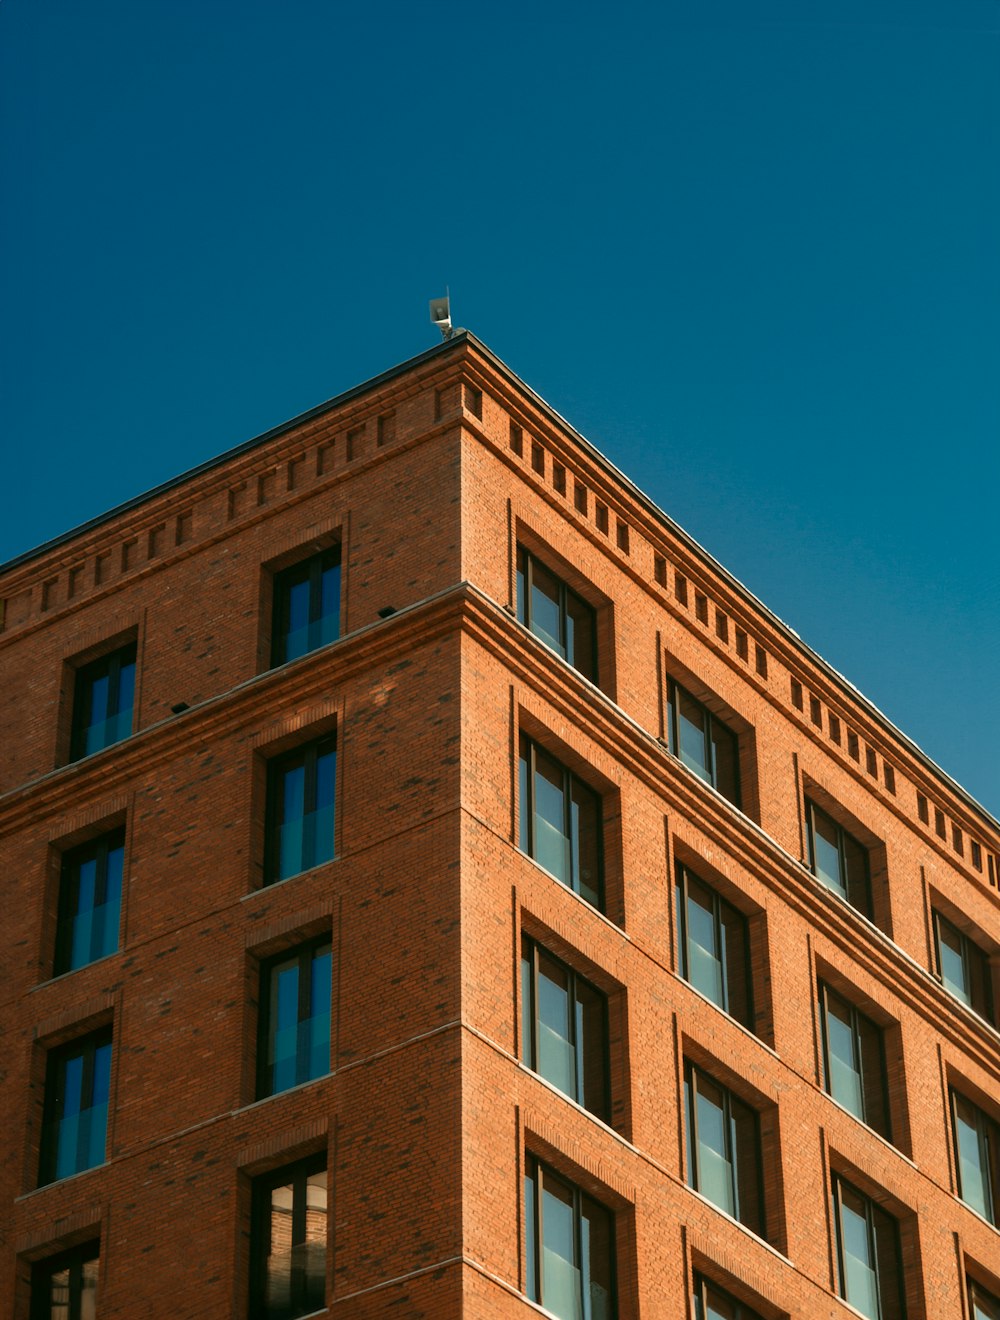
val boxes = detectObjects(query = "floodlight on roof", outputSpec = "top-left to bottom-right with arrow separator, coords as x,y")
429,292 -> 453,340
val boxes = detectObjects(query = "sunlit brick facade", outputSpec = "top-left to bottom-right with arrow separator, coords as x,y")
2,333 -> 998,1319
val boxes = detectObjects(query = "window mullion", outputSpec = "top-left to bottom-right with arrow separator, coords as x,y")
530,943 -> 540,1071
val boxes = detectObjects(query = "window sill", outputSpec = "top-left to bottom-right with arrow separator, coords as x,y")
686,1187 -> 793,1267
16,1160 -> 107,1203
821,1091 -> 916,1169
242,858 -> 338,900
236,1072 -> 332,1115
516,848 -> 629,941
32,951 -> 120,992
674,974 -> 779,1061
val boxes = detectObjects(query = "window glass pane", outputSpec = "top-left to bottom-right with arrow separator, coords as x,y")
537,952 -> 575,1098
677,689 -> 709,781
284,576 -> 312,661
580,1191 -> 614,1320
694,1075 -> 735,1216
811,807 -> 845,897
270,960 -> 300,1094
541,1176 -> 582,1320
565,590 -> 596,683
839,1185 -> 879,1320
971,1281 -> 1000,1320
309,748 -> 336,869
519,752 -> 530,854
88,1042 -> 111,1170
577,978 -> 608,1122
842,831 -> 871,917
710,718 -> 739,805
825,990 -> 864,1119
277,763 -> 305,879
114,658 -> 135,738
533,750 -> 571,884
719,901 -> 751,1028
955,1094 -> 990,1218
530,560 -> 566,659
570,775 -> 601,909
96,841 -> 124,961
80,1256 -> 99,1320
308,947 -> 332,1081
317,560 -> 341,648
685,876 -> 724,1007
872,1202 -> 904,1320
937,917 -> 969,1003
731,1095 -> 762,1236
516,549 -> 528,628
857,1014 -> 889,1138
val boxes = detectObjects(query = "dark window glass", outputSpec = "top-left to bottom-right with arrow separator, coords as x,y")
31,1241 -> 99,1320
516,546 -> 597,682
675,865 -> 752,1029
519,736 -> 603,911
258,938 -> 332,1098
684,1063 -> 764,1238
55,831 -> 124,975
70,643 -> 136,761
934,911 -> 994,1023
250,1154 -> 327,1320
692,1274 -> 766,1320
272,547 -> 341,666
832,1175 -> 905,1320
806,800 -> 871,917
40,1030 -> 112,1186
819,983 -> 890,1139
666,680 -> 740,807
266,738 -> 336,884
521,937 -> 609,1121
970,1278 -> 1000,1320
524,1155 -> 616,1320
950,1090 -> 1000,1225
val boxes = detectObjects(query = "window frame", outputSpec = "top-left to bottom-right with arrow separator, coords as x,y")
249,1152 -> 328,1320
257,935 -> 333,1100
30,1240 -> 100,1320
521,935 -> 610,1122
518,734 -> 605,912
516,544 -> 598,683
54,829 -> 125,977
806,798 -> 871,918
949,1087 -> 1000,1226
264,735 -> 337,885
818,981 -> 891,1140
523,1153 -> 617,1320
675,863 -> 753,1030
69,641 -> 137,762
933,910 -> 995,1023
831,1173 -> 906,1320
969,1277 -> 1000,1320
39,1028 -> 113,1187
666,678 -> 741,807
684,1061 -> 765,1238
692,1272 -> 767,1320
270,545 -> 342,668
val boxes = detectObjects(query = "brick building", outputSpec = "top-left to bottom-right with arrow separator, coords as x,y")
1,332 -> 998,1320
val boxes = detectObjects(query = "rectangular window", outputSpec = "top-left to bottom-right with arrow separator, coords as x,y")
250,1154 -> 327,1320
55,831 -> 124,976
519,736 -> 603,911
819,982 -> 890,1139
666,679 -> 740,807
521,937 -> 609,1122
970,1278 -> 1000,1320
70,642 -> 136,761
258,938 -> 332,1099
831,1175 -> 905,1320
516,546 -> 597,682
31,1241 -> 99,1320
933,911 -> 994,1023
524,1155 -> 616,1320
40,1030 -> 112,1186
675,865 -> 752,1030
692,1274 -> 765,1320
806,799 -> 871,917
271,547 -> 342,666
950,1089 -> 999,1225
684,1063 -> 764,1238
266,737 -> 336,884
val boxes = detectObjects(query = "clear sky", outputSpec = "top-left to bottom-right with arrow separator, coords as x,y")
2,0 -> 998,814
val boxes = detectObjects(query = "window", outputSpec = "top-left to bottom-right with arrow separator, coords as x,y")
666,679 -> 740,807
265,737 -> 336,884
258,938 -> 332,1098
524,1155 -> 616,1320
831,1175 -> 905,1320
806,799 -> 870,917
950,1089 -> 999,1225
969,1278 -> 1000,1320
54,831 -> 124,976
521,937 -> 609,1121
250,1154 -> 327,1320
40,1030 -> 112,1185
31,1241 -> 99,1320
818,982 -> 890,1139
692,1274 -> 766,1320
933,911 -> 994,1023
70,642 -> 136,761
675,865 -> 752,1029
271,547 -> 341,667
519,736 -> 603,911
516,546 -> 597,682
684,1063 -> 764,1237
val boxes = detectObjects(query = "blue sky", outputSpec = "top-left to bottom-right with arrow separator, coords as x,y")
2,0 -> 998,813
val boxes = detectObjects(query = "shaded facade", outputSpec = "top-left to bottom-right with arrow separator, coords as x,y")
1,333 -> 998,1319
